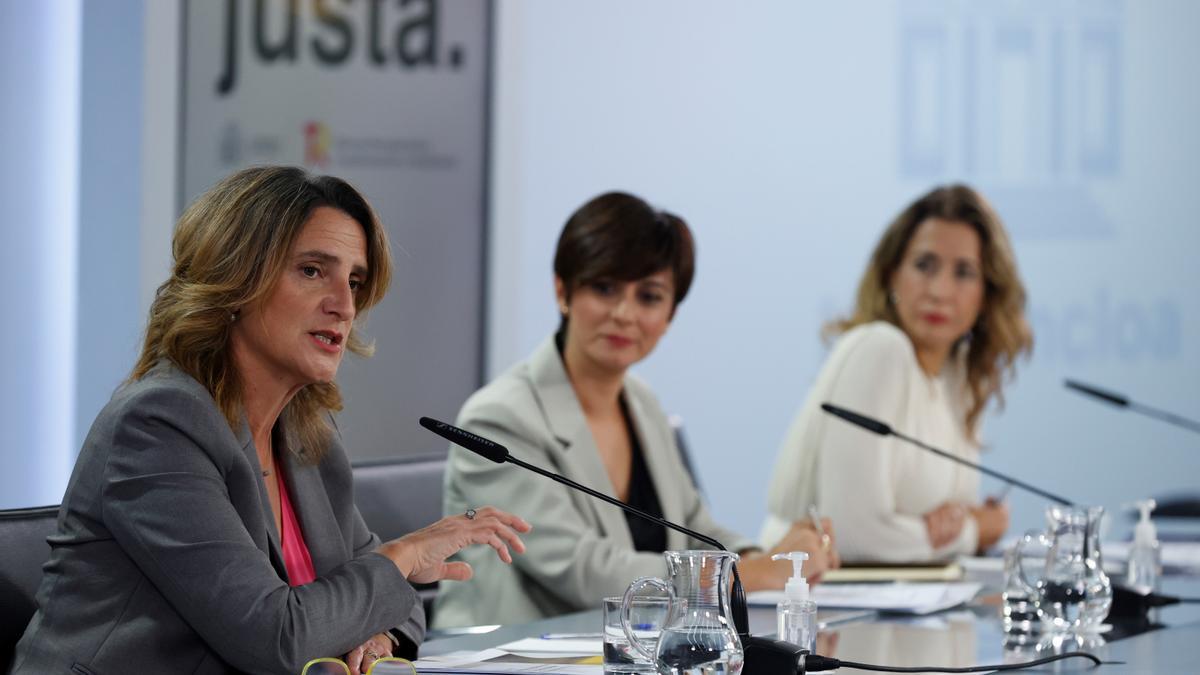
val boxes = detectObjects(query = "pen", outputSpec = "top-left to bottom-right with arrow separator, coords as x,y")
809,504 -> 832,551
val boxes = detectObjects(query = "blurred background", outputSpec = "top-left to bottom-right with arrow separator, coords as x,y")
2,0 -> 1197,542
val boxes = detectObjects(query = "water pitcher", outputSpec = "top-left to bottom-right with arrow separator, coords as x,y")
1014,505 -> 1112,633
622,550 -> 744,675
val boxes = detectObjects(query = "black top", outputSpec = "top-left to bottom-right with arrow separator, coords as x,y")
619,396 -> 668,553
554,331 -> 667,552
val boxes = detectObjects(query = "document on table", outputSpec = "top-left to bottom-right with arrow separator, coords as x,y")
494,637 -> 603,658
748,581 -> 983,615
407,638 -> 604,674
1104,541 -> 1200,573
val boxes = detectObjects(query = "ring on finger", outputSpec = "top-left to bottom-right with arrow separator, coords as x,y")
365,649 -> 380,661
821,533 -> 832,551
465,508 -> 477,520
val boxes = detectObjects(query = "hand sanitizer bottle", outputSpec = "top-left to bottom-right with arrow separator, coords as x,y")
1126,499 -> 1162,593
772,552 -> 817,653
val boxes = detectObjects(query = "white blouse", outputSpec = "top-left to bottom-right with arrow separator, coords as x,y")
760,321 -> 981,562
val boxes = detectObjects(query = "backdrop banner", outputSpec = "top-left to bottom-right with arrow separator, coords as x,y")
182,0 -> 489,460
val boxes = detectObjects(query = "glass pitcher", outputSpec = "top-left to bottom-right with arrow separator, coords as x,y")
622,550 -> 744,675
1014,505 -> 1112,633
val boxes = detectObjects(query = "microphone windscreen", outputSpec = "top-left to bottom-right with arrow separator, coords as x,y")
1064,379 -> 1129,407
419,417 -> 509,463
820,403 -> 893,436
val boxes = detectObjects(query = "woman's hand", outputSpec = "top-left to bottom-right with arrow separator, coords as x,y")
923,501 -> 967,549
969,497 -> 1009,554
377,506 -> 532,584
343,632 -> 393,675
769,518 -> 841,581
738,519 -> 840,591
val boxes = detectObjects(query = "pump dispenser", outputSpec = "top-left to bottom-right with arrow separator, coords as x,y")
1127,500 -> 1162,592
772,552 -> 817,652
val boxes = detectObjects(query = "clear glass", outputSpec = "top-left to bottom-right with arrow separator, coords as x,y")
1001,535 -> 1043,637
604,596 -> 669,674
623,550 -> 744,675
1015,505 -> 1112,634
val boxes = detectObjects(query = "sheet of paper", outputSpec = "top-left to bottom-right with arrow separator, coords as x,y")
407,662 -> 601,674
496,637 -> 603,658
1103,541 -> 1200,573
748,581 -> 982,615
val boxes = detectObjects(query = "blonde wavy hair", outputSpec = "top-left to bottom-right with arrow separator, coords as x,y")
827,184 -> 1033,437
131,166 -> 393,462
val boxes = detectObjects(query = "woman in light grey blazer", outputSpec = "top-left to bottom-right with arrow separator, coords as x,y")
10,167 -> 530,675
434,192 -> 840,628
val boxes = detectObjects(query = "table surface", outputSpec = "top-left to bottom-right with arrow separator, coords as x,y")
421,577 -> 1200,674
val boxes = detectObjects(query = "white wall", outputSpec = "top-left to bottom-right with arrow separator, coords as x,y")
0,0 -> 81,507
487,0 -> 1200,540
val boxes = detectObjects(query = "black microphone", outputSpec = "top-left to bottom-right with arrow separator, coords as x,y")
419,416 -> 509,463
420,416 -> 815,673
1065,379 -> 1200,435
820,403 -> 1074,506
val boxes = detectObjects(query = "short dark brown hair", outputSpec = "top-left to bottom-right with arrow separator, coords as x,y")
553,191 -> 695,311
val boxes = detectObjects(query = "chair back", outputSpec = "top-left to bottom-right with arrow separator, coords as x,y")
0,505 -> 59,671
352,456 -> 446,621
668,415 -> 704,497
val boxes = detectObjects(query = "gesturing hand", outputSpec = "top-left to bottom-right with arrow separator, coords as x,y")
377,506 -> 532,584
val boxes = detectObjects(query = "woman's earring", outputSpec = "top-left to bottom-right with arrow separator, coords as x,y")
230,310 -> 239,322
888,291 -> 898,306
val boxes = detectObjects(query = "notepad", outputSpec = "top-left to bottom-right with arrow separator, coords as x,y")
822,561 -> 964,583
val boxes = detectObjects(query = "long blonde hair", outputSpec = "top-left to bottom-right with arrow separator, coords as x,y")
131,166 -> 393,462
828,184 -> 1033,437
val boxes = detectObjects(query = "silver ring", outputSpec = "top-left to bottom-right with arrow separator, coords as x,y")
465,508 -> 477,520
365,649 -> 381,661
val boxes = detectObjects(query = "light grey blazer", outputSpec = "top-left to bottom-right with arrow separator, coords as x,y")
433,337 -> 752,628
10,363 -> 424,675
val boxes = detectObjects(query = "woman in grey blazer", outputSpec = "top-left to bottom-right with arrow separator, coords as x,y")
10,167 -> 530,675
434,192 -> 839,628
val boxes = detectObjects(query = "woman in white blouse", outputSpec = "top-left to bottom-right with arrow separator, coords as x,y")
761,185 -> 1033,562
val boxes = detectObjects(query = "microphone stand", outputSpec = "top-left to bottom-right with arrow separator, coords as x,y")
1065,379 -> 1200,435
498,452 -> 752,636
419,417 -> 809,673
819,403 -> 1074,506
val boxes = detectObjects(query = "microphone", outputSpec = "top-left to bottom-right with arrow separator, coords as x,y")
420,416 -> 812,673
819,403 -> 1074,506
419,416 -> 508,463
1065,379 -> 1200,435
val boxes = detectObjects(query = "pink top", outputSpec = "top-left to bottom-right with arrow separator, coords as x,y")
278,473 -> 317,586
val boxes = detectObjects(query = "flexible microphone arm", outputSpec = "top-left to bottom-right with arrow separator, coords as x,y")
819,404 -> 1074,506
417,416 -> 751,635
1065,379 -> 1200,435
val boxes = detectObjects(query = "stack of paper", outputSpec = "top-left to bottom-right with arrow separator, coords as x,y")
748,581 -> 982,615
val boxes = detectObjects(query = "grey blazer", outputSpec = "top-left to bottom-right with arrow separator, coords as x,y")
433,337 -> 752,628
10,363 -> 424,675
